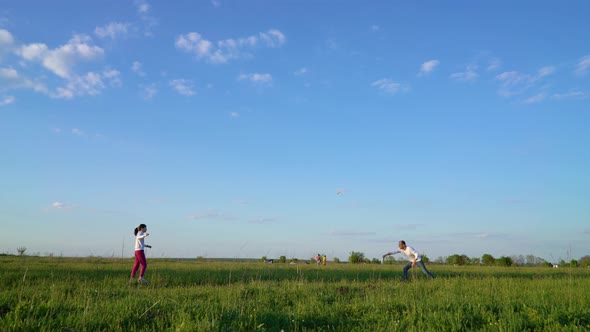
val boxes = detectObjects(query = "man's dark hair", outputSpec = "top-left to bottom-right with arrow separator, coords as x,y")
399,240 -> 406,245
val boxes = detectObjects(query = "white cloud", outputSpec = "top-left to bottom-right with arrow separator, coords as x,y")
169,79 -> 195,96
0,67 -> 49,94
103,69 -> 121,86
19,43 -> 48,61
186,211 -> 235,221
176,29 -> 285,64
0,95 -> 15,106
95,22 -> 129,39
537,66 -> 555,78
4,32 -> 121,99
71,128 -> 84,136
230,112 -> 239,118
135,0 -> 158,37
450,66 -> 478,81
419,59 -> 439,76
328,230 -> 376,236
496,71 -> 529,87
259,29 -> 285,47
53,69 -> 120,99
371,25 -> 381,31
238,73 -> 272,85
371,78 -> 401,94
523,93 -> 546,104
575,55 -> 590,76
248,217 -> 275,224
142,84 -> 157,100
49,201 -> 76,210
495,66 -> 555,97
52,202 -> 66,208
293,67 -> 308,76
136,0 -> 151,14
175,32 -> 212,58
487,58 -> 502,71
0,29 -> 14,46
131,61 -> 145,76
0,67 -> 18,79
19,34 -> 104,79
552,90 -> 588,100
212,0 -> 221,8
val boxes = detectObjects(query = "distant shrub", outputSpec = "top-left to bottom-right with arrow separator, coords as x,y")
349,251 -> 365,264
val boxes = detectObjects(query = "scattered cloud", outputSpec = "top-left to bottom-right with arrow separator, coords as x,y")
142,83 -> 157,100
229,112 -> 240,118
487,57 -> 502,71
232,200 -> 248,205
293,67 -> 308,76
211,0 -> 221,8
452,232 -> 505,239
135,0 -> 158,36
371,78 -> 403,94
496,66 -> 556,98
186,211 -> 235,221
169,79 -> 195,96
523,93 -> 546,104
551,89 -> 588,100
54,69 -> 121,99
131,61 -> 145,76
71,128 -> 84,136
328,230 -> 376,236
2,31 -> 122,99
0,67 -> 49,94
0,28 -> 14,46
450,65 -> 479,81
175,29 -> 285,64
0,95 -> 15,106
248,217 -> 275,224
238,73 -> 272,85
575,55 -> 590,76
371,25 -> 381,31
419,59 -> 439,76
19,34 -> 104,79
94,22 -> 129,39
48,201 -> 77,210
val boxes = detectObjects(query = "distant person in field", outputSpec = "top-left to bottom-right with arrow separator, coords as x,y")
130,224 -> 151,284
315,253 -> 321,265
382,240 -> 435,281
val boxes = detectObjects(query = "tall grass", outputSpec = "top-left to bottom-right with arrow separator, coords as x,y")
1,257 -> 589,331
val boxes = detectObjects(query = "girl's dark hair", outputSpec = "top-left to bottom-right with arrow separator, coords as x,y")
134,224 -> 147,236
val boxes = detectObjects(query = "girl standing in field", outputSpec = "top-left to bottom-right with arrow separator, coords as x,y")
130,224 -> 151,283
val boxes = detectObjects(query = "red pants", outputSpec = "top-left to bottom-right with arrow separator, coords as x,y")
131,250 -> 147,278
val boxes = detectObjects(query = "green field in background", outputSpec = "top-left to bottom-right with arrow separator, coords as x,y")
1,257 -> 589,331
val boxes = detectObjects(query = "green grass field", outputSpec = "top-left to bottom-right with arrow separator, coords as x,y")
1,256 -> 589,331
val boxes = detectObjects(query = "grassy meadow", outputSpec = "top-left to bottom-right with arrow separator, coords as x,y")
1,256 -> 589,331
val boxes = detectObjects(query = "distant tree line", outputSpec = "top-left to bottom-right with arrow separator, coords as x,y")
253,253 -> 590,267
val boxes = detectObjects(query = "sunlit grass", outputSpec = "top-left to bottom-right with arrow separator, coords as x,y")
1,257 -> 589,331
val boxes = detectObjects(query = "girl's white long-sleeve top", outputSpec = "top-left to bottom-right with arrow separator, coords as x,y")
135,231 -> 148,251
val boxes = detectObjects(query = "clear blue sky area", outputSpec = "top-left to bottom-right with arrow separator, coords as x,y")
1,1 -> 588,262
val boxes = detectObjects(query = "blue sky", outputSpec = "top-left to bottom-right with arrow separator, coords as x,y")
1,1 -> 589,262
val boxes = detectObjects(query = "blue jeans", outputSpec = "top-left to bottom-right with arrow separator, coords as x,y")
403,260 -> 435,280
